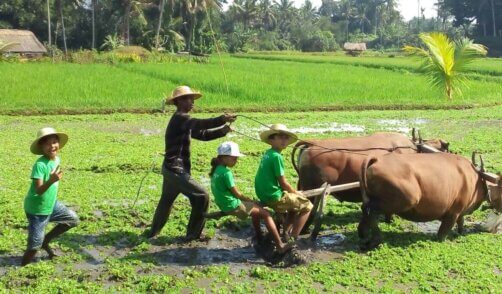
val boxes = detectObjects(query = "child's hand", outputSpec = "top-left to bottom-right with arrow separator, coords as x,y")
49,166 -> 63,183
223,113 -> 237,123
222,125 -> 233,133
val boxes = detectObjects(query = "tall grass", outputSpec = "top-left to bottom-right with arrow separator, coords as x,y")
0,55 -> 501,113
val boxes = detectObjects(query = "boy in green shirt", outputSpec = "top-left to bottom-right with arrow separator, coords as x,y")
255,124 -> 313,241
22,128 -> 79,265
209,142 -> 291,253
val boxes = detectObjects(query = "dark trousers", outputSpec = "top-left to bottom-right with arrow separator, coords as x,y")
150,168 -> 209,239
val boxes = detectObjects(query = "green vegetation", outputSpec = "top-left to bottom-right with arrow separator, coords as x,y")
0,106 -> 501,291
403,33 -> 488,100
1,55 -> 501,114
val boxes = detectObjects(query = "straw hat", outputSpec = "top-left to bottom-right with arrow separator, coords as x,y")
166,86 -> 202,105
259,124 -> 298,145
217,141 -> 245,157
30,127 -> 68,155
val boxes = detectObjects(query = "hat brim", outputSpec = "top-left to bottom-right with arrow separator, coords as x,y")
30,133 -> 68,155
260,130 -> 298,145
166,93 -> 202,105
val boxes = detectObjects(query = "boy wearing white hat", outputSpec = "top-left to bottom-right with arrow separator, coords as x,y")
146,86 -> 236,241
209,142 -> 291,253
22,128 -> 79,265
255,124 -> 313,241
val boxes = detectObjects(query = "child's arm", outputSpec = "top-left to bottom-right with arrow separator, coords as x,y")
229,186 -> 254,203
278,175 -> 296,194
34,166 -> 62,195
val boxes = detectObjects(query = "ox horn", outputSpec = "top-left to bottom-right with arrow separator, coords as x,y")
412,128 -> 417,142
418,130 -> 423,144
471,151 -> 477,167
479,154 -> 485,172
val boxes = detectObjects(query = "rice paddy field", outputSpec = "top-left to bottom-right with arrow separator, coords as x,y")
1,54 -> 501,113
0,54 -> 501,292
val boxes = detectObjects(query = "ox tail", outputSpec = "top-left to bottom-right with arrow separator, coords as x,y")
291,141 -> 311,175
361,156 -> 379,205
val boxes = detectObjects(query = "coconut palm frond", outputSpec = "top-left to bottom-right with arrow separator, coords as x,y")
453,38 -> 488,72
402,32 -> 486,100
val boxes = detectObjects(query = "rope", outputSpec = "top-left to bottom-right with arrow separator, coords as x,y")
130,152 -> 164,211
206,8 -> 230,97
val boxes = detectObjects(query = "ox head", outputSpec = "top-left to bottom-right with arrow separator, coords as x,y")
411,128 -> 450,152
472,152 -> 502,212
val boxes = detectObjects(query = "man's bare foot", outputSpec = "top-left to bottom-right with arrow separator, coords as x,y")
276,242 -> 294,254
42,243 -> 58,259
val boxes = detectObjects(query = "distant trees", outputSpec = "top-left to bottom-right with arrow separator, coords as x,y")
0,0 -> 499,53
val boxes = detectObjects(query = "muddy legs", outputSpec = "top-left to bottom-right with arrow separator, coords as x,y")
358,203 -> 382,251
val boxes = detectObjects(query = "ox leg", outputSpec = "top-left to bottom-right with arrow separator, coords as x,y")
358,204 -> 371,241
437,214 -> 458,241
384,214 -> 393,224
456,216 -> 465,235
359,202 -> 382,251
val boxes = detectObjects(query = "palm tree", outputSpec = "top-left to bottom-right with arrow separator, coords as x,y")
259,0 -> 276,31
179,0 -> 222,51
274,0 -> 295,34
47,0 -> 52,46
339,0 -> 354,41
479,0 -> 497,37
355,4 -> 370,33
119,0 -> 148,45
403,32 -> 487,100
92,0 -> 97,49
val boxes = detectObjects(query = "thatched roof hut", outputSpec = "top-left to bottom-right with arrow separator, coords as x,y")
343,42 -> 367,56
343,42 -> 367,51
0,29 -> 47,56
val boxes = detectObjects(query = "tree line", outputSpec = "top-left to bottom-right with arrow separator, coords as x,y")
0,0 -> 500,53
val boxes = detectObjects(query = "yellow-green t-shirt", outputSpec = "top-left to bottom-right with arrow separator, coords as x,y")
211,165 -> 241,212
24,156 -> 60,215
255,148 -> 285,203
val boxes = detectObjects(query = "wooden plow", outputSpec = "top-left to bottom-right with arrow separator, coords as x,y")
204,181 -> 361,241
302,181 -> 360,241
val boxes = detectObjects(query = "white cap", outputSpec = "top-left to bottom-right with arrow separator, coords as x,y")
217,141 -> 245,157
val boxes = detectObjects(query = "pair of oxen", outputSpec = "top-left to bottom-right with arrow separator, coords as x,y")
292,130 -> 501,250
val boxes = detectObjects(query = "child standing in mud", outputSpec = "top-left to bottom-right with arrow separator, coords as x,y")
22,127 -> 80,265
255,124 -> 313,241
208,141 -> 292,254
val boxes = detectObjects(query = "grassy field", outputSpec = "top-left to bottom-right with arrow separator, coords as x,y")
0,106 -> 501,292
1,55 -> 501,114
236,52 -> 502,77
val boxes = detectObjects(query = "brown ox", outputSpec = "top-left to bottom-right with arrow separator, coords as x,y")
293,132 -> 449,204
358,152 -> 501,250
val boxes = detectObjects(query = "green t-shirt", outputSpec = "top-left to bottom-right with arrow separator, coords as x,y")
255,148 -> 285,203
211,165 -> 241,212
24,156 -> 60,215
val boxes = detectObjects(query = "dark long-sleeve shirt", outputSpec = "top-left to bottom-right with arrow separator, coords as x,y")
163,112 -> 228,174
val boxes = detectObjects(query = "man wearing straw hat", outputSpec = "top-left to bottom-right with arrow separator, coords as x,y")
22,127 -> 80,265
255,124 -> 313,241
145,86 -> 236,241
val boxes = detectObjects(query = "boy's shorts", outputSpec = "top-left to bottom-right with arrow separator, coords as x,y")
26,201 -> 79,250
267,192 -> 313,214
225,201 -> 255,220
